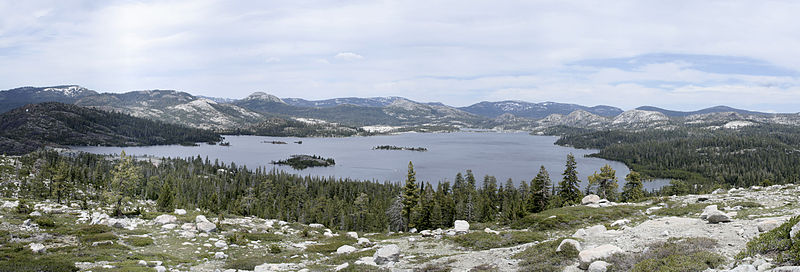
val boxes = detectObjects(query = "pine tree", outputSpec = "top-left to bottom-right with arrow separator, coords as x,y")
621,171 -> 646,202
465,170 -> 477,221
528,165 -> 551,213
587,164 -> 619,201
557,154 -> 583,206
108,150 -> 142,216
157,179 -> 174,212
386,195 -> 405,232
401,161 -> 420,231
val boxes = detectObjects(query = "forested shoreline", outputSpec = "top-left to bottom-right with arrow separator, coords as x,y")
1,150 -> 654,232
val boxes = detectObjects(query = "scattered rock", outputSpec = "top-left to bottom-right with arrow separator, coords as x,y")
484,228 -> 499,234
556,239 -> 581,252
588,260 -> 610,272
254,263 -> 304,271
336,245 -> 357,254
700,205 -> 718,220
214,252 -> 227,259
757,219 -> 783,233
2,200 -> 19,209
154,214 -> 177,225
610,219 -> 629,227
585,225 -> 607,236
29,211 -> 41,217
578,244 -> 623,269
373,244 -> 401,265
162,223 -> 177,230
357,238 -> 372,246
154,266 -> 167,272
174,209 -> 187,215
29,243 -> 46,253
196,221 -> 217,233
645,206 -> 662,214
573,229 -> 587,237
582,194 -> 601,205
730,264 -> 756,272
420,230 -> 433,237
706,211 -> 732,224
346,231 -> 359,239
771,267 -> 800,272
454,220 -> 469,233
309,223 -> 324,228
409,228 -> 417,233
138,260 -> 147,266
712,188 -> 727,194
791,221 -> 800,240
214,240 -> 227,248
334,263 -> 350,271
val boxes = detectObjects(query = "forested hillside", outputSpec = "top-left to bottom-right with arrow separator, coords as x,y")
0,103 -> 221,155
555,124 -> 800,187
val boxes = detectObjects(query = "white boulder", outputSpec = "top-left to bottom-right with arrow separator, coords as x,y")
174,209 -> 187,215
346,231 -> 359,239
336,245 -> 357,254
582,194 -> 601,205
610,219 -> 630,227
585,225 -> 607,236
588,260 -> 610,272
454,220 -> 469,233
579,244 -> 623,269
195,215 -> 210,223
29,243 -> 46,254
373,244 -> 401,265
556,239 -> 581,252
758,219 -> 783,233
153,214 -> 177,225
791,220 -> 800,239
484,228 -> 500,235
196,221 -> 217,233
309,223 -> 324,228
214,240 -> 227,248
334,263 -> 350,271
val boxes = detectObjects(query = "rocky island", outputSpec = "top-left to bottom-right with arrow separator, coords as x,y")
271,155 -> 336,170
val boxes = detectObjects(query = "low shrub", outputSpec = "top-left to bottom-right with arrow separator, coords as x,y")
737,215 -> 800,265
34,216 -> 56,228
606,237 -> 726,272
305,235 -> 357,254
514,237 -> 579,271
512,205 -> 643,231
451,231 -> 545,250
126,236 -> 154,247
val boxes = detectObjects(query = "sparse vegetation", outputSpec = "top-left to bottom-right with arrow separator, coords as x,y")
514,237 -> 579,271
737,215 -> 800,265
450,231 -> 545,250
605,237 -> 726,272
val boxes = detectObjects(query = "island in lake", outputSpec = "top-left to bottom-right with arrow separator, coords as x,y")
373,145 -> 428,152
271,155 -> 336,170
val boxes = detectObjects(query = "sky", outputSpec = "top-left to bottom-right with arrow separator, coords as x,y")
2,1 -> 800,112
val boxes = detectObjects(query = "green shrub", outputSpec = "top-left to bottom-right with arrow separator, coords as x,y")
75,224 -> 112,235
513,205 -> 643,231
451,231 -> 545,250
268,244 -> 282,254
16,200 -> 32,214
306,236 -> 358,254
34,216 -> 56,228
81,232 -> 117,243
737,215 -> 800,265
126,236 -> 154,247
224,255 -> 294,270
0,243 -> 78,272
514,237 -> 579,271
606,237 -> 725,272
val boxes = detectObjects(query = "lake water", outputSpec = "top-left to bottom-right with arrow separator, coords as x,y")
72,132 -> 668,191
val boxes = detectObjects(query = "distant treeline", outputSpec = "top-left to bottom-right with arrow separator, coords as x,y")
554,124 -> 800,188
373,145 -> 428,152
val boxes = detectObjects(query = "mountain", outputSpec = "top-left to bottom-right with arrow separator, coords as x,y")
0,85 -> 98,113
635,105 -> 769,117
282,97 -> 403,108
610,110 -> 671,129
459,100 -> 623,119
234,117 -> 363,137
236,93 -> 489,127
0,102 -> 221,155
75,90 -> 266,130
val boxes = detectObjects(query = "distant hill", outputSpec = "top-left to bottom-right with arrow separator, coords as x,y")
282,97 -> 403,108
635,105 -> 769,117
459,101 -> 623,119
0,85 -> 98,113
0,102 -> 221,155
75,90 -> 266,130
236,93 -> 488,127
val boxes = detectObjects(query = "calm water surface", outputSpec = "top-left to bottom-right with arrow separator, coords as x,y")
72,132 -> 667,191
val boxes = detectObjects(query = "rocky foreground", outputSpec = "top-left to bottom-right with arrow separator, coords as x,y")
1,184 -> 800,271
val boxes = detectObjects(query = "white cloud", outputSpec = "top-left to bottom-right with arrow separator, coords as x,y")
0,0 -> 800,112
333,52 -> 364,61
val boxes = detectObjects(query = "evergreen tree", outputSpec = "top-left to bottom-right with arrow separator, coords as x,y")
401,161 -> 420,231
528,165 -> 551,213
386,195 -> 405,232
465,170 -> 477,221
557,154 -> 583,206
479,175 -> 498,222
157,179 -> 174,212
621,171 -> 646,202
108,150 -> 142,216
587,164 -> 619,201
415,183 -> 435,230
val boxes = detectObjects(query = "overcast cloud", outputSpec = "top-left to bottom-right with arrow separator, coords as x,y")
1,0 -> 800,112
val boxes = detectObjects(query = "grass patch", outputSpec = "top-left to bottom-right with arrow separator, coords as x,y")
0,243 -> 79,272
512,205 -> 643,231
125,236 -> 154,247
737,215 -> 800,265
306,235 -> 358,254
34,216 -> 56,228
450,231 -> 545,250
413,261 -> 453,272
605,237 -> 726,272
324,249 -> 375,265
514,237 -> 579,271
340,263 -> 390,272
81,232 -> 117,243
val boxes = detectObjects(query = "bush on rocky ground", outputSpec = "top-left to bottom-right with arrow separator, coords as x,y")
514,237 -> 579,271
450,231 -> 545,250
512,205 -> 643,231
605,237 -> 726,272
737,215 -> 800,265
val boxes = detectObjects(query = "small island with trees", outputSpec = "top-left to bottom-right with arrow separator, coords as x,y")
271,154 -> 336,169
373,145 -> 428,152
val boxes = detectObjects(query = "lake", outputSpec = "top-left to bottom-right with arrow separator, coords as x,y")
72,132 -> 668,191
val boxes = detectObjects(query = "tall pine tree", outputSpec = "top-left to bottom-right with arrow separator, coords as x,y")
621,171 -> 646,202
528,165 -> 551,213
401,161 -> 420,231
587,164 -> 619,201
557,154 -> 583,206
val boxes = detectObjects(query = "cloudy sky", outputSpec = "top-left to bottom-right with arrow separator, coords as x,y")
2,1 -> 800,112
